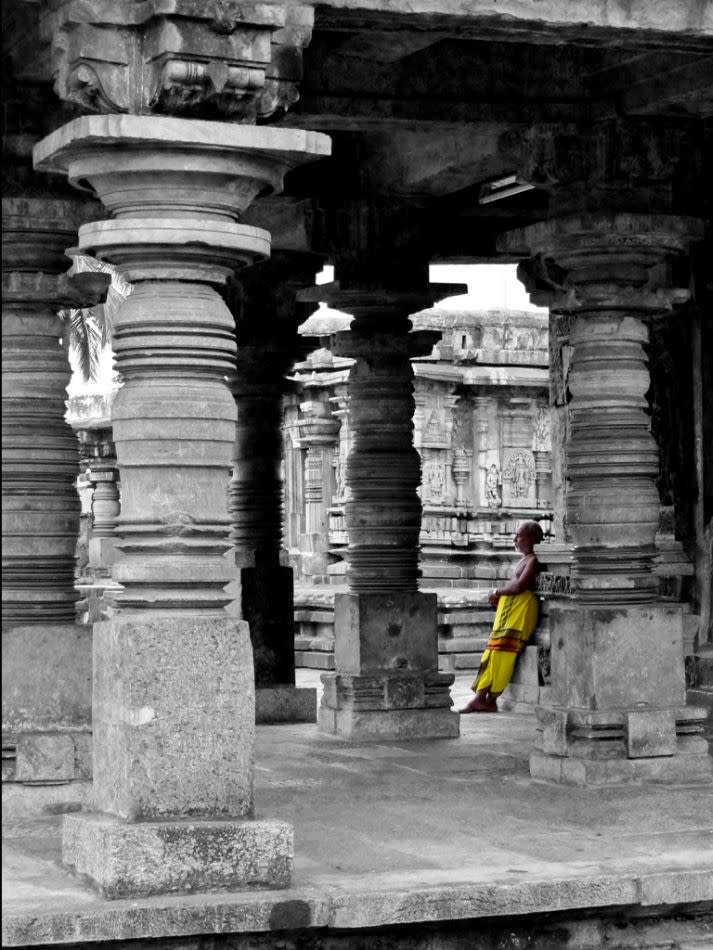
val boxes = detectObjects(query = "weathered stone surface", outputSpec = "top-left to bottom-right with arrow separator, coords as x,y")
334,591 -> 438,674
1,779 -> 92,819
62,813 -> 293,899
92,615 -> 255,821
2,623 -> 91,732
2,198 -> 93,625
530,749 -> 712,786
549,603 -> 686,711
317,704 -> 460,739
14,734 -> 75,784
34,116 -> 331,223
255,687 -> 317,724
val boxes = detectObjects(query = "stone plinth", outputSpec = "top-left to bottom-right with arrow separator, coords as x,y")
320,592 -> 459,739
33,114 -> 330,895
255,686 -> 317,724
62,814 -> 292,899
529,589 -> 711,785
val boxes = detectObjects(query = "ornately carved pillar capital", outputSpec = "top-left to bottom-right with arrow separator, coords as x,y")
44,0 -> 313,122
502,213 -> 702,603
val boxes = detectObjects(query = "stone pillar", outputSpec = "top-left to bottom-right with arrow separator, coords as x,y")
2,197 -> 101,792
317,286 -> 460,740
227,252 -> 323,724
505,213 -> 711,785
84,432 -> 120,573
34,115 -> 329,896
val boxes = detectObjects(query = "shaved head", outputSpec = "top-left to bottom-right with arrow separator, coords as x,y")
518,520 -> 544,544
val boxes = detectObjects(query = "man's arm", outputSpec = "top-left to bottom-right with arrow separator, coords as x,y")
489,556 -> 539,602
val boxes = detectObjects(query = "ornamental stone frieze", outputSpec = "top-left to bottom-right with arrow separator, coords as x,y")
43,0 -> 313,121
513,119 -> 700,216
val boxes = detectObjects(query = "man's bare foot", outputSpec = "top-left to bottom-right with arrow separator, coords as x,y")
460,694 -> 498,714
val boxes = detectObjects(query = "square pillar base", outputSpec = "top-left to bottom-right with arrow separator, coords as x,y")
530,747 -> 712,787
62,813 -> 293,899
533,602 -> 712,784
321,591 -> 459,739
255,686 -> 317,723
318,671 -> 460,740
531,703 -> 711,786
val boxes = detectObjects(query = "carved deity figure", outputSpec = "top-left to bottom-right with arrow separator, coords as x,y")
485,464 -> 502,508
424,459 -> 446,501
503,451 -> 536,498
533,400 -> 552,452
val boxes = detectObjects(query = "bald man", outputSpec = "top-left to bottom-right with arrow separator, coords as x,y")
461,520 -> 543,714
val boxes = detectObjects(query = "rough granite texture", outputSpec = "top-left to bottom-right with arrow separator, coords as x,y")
62,814 -> 293,899
255,687 -> 317,724
334,591 -> 439,673
2,623 -> 92,731
92,616 -> 255,820
3,676 -> 713,945
549,604 -> 686,710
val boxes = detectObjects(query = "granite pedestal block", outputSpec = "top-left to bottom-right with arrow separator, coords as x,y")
91,615 -> 256,820
320,591 -> 460,738
255,686 -> 317,723
531,603 -> 711,785
334,590 -> 439,673
62,813 -> 293,898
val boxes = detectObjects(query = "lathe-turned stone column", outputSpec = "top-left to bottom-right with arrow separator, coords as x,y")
228,252 -> 323,723
34,115 -> 330,897
317,287 -> 460,740
505,213 -> 710,785
2,197 -> 103,789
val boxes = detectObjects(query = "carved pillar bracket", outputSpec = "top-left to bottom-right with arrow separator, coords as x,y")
502,213 -> 711,786
328,291 -> 439,593
504,214 -> 702,604
33,115 -> 330,895
46,0 -> 314,122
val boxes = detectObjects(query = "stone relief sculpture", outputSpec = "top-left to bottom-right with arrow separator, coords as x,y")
423,457 -> 446,503
503,449 -> 536,503
485,463 -> 502,508
533,399 -> 552,452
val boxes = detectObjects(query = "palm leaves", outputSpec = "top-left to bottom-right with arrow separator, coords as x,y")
62,257 -> 131,383
63,306 -> 104,383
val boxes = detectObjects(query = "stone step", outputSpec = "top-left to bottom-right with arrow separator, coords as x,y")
295,651 -> 335,670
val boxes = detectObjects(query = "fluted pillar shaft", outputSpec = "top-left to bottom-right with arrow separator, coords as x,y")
231,345 -> 286,562
227,253 -> 323,720
505,213 -> 711,786
335,311 -> 425,592
2,197 -> 100,788
2,199 -> 87,622
110,279 -> 239,614
317,288 -> 459,740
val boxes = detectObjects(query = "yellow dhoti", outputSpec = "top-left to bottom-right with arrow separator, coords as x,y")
473,590 -> 539,695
